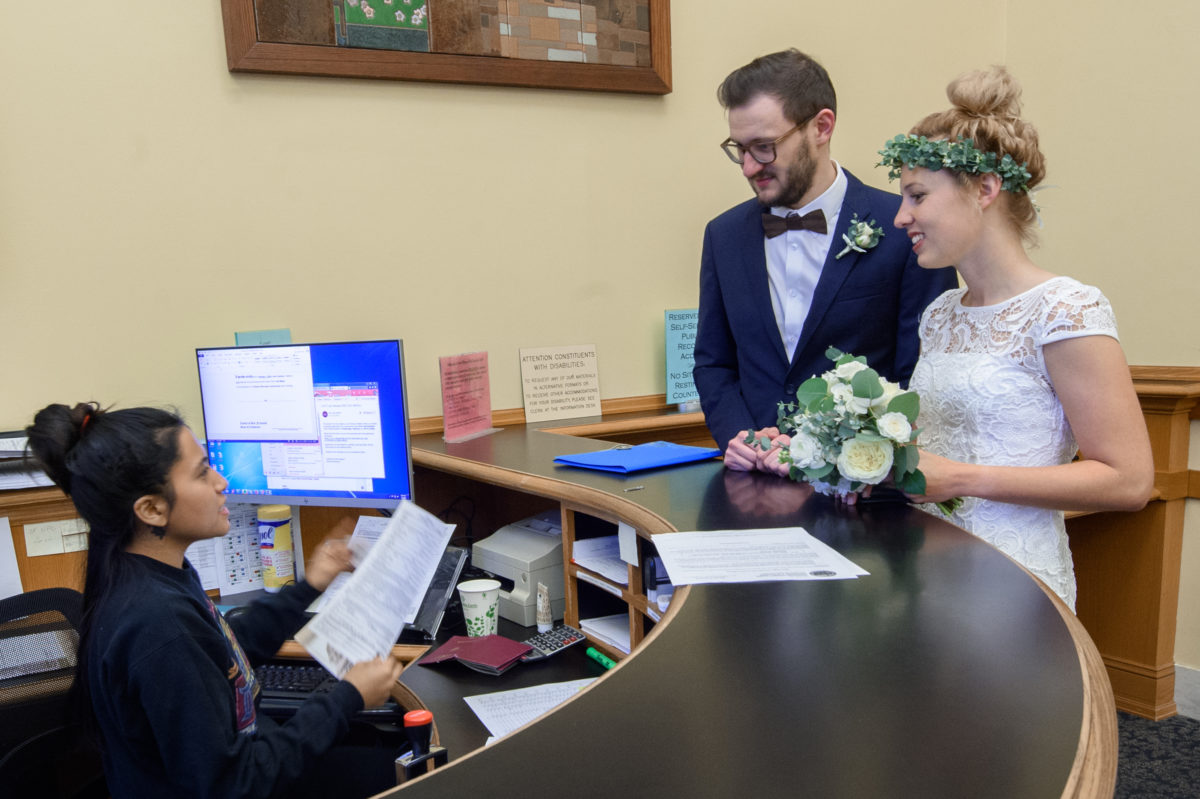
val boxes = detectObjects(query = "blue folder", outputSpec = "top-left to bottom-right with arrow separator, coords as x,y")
553,441 -> 721,474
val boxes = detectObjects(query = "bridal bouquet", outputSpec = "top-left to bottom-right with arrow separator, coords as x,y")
748,348 -> 960,515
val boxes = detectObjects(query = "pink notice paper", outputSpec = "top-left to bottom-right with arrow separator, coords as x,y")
439,352 -> 496,443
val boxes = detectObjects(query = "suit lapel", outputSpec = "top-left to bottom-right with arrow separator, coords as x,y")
790,171 -> 870,373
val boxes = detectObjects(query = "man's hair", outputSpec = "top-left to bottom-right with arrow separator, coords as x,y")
717,48 -> 837,124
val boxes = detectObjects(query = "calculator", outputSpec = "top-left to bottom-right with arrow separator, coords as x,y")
520,624 -> 587,661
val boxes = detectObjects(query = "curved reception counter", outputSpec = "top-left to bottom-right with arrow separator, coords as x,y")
385,426 -> 1116,798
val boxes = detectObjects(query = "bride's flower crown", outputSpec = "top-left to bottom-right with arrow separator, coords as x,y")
877,134 -> 1032,194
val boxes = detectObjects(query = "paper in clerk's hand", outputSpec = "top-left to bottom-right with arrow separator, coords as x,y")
294,501 -> 454,678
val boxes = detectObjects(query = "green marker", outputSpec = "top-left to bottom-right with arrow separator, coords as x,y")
586,646 -> 616,670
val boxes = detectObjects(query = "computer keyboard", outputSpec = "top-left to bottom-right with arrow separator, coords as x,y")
256,662 -> 339,701
254,660 -> 403,725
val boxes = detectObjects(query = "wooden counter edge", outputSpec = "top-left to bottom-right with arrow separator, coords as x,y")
274,640 -> 430,668
1040,585 -> 1119,798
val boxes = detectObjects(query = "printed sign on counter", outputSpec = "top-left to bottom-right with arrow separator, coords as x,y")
519,345 -> 601,423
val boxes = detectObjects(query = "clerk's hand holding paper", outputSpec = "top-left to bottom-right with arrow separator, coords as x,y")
305,536 -> 355,592
344,655 -> 403,708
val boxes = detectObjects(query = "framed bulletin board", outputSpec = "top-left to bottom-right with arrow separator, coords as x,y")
220,0 -> 672,94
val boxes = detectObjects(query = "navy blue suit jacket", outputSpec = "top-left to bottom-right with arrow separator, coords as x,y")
693,169 -> 957,449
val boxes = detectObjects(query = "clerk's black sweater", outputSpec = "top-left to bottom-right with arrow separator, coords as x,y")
86,554 -> 363,799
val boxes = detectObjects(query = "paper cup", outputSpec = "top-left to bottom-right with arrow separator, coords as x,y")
457,579 -> 501,637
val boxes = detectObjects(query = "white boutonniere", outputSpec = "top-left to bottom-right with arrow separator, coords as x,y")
835,214 -> 884,259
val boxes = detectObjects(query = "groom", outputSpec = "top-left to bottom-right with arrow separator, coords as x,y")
693,49 -> 956,470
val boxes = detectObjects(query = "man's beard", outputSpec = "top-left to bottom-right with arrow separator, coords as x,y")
755,143 -> 816,208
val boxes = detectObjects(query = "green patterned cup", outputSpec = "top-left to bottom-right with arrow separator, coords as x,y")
457,579 -> 501,637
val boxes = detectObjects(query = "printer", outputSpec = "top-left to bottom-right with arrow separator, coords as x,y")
471,510 -> 565,626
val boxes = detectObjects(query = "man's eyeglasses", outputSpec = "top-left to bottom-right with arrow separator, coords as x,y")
720,117 -> 812,165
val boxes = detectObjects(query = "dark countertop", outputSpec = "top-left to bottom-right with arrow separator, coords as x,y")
381,427 -> 1101,797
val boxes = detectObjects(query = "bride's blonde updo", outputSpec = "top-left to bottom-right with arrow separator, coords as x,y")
911,66 -> 1046,243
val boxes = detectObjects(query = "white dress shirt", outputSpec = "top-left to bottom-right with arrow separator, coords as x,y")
765,164 -> 848,362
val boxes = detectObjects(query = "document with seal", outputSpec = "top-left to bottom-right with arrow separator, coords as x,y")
650,527 -> 867,584
295,501 -> 454,677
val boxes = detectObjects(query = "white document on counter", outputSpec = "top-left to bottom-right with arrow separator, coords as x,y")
295,501 -> 453,677
651,527 -> 868,584
464,678 -> 595,739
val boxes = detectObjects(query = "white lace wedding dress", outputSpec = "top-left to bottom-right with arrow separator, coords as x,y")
908,276 -> 1119,610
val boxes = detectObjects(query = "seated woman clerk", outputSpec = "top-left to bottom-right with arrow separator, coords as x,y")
26,402 -> 404,799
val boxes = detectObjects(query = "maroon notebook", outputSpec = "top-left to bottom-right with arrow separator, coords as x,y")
418,635 -> 533,676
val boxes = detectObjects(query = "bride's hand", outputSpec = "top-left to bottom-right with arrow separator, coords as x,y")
904,449 -> 961,504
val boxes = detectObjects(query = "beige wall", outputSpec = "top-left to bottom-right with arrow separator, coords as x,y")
1,3 -> 1196,662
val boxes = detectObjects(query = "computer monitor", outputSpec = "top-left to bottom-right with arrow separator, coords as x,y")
195,340 -> 413,510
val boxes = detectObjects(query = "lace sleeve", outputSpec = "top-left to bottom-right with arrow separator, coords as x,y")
1038,279 -> 1119,346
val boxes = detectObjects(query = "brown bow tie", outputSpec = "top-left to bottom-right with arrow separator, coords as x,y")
762,209 -> 827,238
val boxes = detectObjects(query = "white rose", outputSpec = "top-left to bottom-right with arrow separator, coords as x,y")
876,412 -> 912,443
831,382 -> 871,415
834,361 -> 869,381
787,432 -> 826,469
836,437 -> 894,484
869,380 -> 904,413
853,226 -> 874,247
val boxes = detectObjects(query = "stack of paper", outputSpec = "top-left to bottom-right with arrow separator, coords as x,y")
0,435 -> 52,490
578,613 -> 630,654
570,536 -> 628,586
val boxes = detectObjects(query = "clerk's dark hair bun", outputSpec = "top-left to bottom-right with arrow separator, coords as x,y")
25,402 -> 185,540
25,402 -> 101,494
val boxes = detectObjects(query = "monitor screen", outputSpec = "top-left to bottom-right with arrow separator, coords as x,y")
195,340 -> 413,509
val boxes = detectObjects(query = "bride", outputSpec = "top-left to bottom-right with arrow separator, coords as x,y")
873,66 -> 1153,609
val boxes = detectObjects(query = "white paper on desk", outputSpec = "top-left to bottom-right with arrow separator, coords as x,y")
651,527 -> 868,584
294,501 -> 453,677
0,517 -> 23,600
0,436 -> 53,489
464,678 -> 595,739
0,469 -> 53,490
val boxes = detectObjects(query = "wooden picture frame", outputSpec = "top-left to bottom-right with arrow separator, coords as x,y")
220,0 -> 671,95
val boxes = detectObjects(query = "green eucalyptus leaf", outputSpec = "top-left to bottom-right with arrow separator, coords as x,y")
803,463 -> 835,480
886,391 -> 920,423
893,445 -> 917,476
850,368 -> 883,399
896,468 -> 926,495
796,377 -> 828,407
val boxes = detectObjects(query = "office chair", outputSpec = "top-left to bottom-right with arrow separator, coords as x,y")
0,587 -> 106,798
